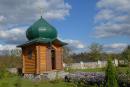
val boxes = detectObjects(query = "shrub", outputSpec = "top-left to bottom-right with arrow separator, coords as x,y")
0,68 -> 10,79
119,64 -> 128,67
105,59 -> 118,87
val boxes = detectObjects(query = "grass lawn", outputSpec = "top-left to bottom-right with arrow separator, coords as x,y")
66,68 -> 104,73
0,76 -> 74,87
117,66 -> 129,73
0,67 -> 129,87
65,66 -> 129,73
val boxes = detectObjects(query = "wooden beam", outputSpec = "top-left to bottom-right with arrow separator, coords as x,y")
22,48 -> 25,73
36,45 -> 40,74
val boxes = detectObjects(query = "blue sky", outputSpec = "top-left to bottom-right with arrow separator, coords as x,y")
51,0 -> 130,53
0,0 -> 130,53
51,0 -> 97,44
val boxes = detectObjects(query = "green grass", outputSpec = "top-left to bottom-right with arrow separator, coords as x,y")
0,76 -> 74,87
0,67 -> 129,87
65,67 -> 129,73
117,67 -> 129,73
65,68 -> 104,73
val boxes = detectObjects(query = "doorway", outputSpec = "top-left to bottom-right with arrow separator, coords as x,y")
51,49 -> 56,70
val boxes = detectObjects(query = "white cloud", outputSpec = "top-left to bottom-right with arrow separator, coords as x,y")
95,9 -> 114,22
0,44 -> 21,55
59,38 -> 87,53
95,0 -> 130,38
0,15 -> 6,23
0,0 -> 71,26
0,44 -> 17,51
95,23 -> 130,38
97,0 -> 130,11
0,27 -> 27,44
0,0 -> 71,50
64,39 -> 86,49
0,27 -> 87,53
103,43 -> 127,53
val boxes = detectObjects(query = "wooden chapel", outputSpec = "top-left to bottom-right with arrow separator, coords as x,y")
17,16 -> 67,75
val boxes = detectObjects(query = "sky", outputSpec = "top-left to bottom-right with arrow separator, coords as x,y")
0,0 -> 130,53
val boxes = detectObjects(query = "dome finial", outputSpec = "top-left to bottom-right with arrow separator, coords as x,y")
38,6 -> 44,18
41,16 -> 43,19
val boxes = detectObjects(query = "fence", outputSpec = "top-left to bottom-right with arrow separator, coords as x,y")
64,59 -> 118,69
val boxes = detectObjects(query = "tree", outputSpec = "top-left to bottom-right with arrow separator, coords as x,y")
63,46 -> 73,64
89,43 -> 103,61
0,49 -> 22,68
105,58 -> 118,87
122,45 -> 130,63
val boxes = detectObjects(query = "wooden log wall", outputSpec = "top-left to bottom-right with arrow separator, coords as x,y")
22,44 -> 64,74
22,45 -> 36,74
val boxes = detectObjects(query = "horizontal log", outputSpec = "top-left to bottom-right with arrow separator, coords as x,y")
25,67 -> 35,69
25,63 -> 35,66
24,70 -> 35,73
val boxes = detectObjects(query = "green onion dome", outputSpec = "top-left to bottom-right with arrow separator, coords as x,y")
26,16 -> 57,41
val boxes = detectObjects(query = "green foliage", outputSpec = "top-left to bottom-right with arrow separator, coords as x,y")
0,82 -> 9,87
0,69 -> 10,79
73,80 -> 87,87
14,77 -> 22,87
89,43 -> 103,61
0,76 -> 74,87
105,58 -> 118,87
118,64 -> 128,67
122,45 -> 130,62
65,68 -> 104,73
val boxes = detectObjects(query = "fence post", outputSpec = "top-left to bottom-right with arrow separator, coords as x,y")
80,61 -> 84,69
114,59 -> 118,66
97,60 -> 102,68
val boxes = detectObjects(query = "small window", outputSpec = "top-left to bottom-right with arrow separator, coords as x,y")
28,50 -> 33,59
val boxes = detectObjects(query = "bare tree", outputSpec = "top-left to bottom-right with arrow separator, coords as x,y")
63,46 -> 73,64
89,43 -> 103,61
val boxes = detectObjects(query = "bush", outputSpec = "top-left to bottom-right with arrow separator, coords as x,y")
0,69 -> 10,79
0,68 -> 17,79
119,64 -> 128,67
105,59 -> 118,87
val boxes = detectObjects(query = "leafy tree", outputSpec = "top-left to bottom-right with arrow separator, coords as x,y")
122,45 -> 130,64
105,58 -> 118,87
89,43 -> 103,61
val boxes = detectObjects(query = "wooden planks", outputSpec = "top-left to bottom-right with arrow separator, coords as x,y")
22,43 -> 64,74
52,45 -> 63,70
46,49 -> 52,71
39,45 -> 47,73
22,45 -> 36,74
